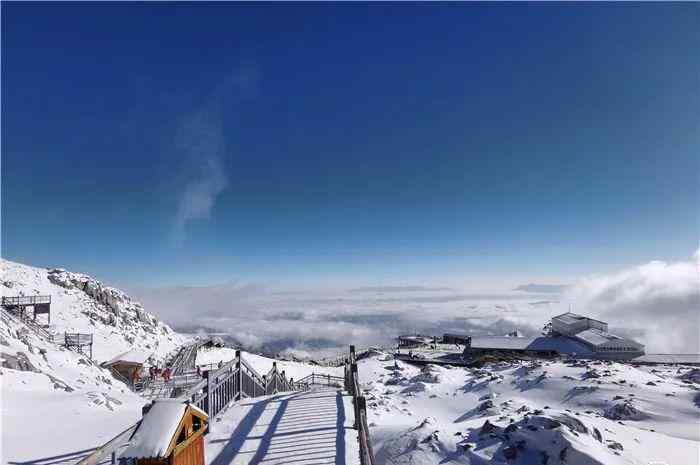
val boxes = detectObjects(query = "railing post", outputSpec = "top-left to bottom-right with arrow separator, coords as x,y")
355,395 -> 366,429
236,350 -> 242,400
203,369 -> 213,432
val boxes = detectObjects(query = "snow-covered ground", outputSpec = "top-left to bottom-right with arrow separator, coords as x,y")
359,353 -> 700,465
1,260 -> 188,363
196,346 -> 344,380
205,388 -> 359,465
3,259 -> 699,465
0,260 -> 188,464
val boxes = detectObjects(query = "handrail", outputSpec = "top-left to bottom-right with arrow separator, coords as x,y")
75,422 -> 139,465
0,306 -> 55,341
345,345 -> 376,465
1,295 -> 51,305
79,348 -> 330,465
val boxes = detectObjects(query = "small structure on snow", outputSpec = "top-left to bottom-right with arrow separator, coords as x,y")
121,400 -> 208,465
102,349 -> 151,384
397,335 -> 434,349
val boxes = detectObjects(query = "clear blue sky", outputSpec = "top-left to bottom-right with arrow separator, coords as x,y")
2,3 -> 698,287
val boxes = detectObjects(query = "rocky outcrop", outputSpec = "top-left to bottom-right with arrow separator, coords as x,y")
47,268 -> 168,336
603,401 -> 647,421
2,351 -> 39,372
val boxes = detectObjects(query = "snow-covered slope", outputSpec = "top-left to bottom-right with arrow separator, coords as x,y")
359,353 -> 700,465
196,346 -> 344,380
1,260 -> 188,362
0,260 -> 189,464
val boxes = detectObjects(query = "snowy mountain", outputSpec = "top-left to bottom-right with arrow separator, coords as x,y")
2,259 -> 699,465
0,259 -> 189,463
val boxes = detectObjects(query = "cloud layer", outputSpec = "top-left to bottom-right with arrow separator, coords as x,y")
565,251 -> 700,353
129,252 -> 699,358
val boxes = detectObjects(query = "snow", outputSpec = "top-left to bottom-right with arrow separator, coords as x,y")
358,352 -> 700,465
0,259 -> 187,464
1,259 -> 188,363
196,347 -> 344,381
3,258 -> 699,465
204,388 -> 360,464
103,348 -> 153,366
122,400 -> 187,458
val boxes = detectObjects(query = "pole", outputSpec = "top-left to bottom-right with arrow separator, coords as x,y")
236,350 -> 242,400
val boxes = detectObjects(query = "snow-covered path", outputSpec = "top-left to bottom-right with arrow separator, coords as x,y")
205,388 -> 360,465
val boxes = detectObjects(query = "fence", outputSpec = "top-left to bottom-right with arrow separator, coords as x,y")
1,295 -> 51,306
0,305 -> 55,341
77,347 -> 376,465
344,345 -> 376,465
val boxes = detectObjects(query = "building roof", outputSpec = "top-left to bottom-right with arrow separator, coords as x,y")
469,336 -> 593,354
122,400 -> 207,459
398,335 -> 433,343
102,348 -> 151,367
122,400 -> 187,458
552,312 -> 606,326
574,328 -> 641,348
633,354 -> 700,365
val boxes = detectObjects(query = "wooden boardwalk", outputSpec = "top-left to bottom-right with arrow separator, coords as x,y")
205,388 -> 360,465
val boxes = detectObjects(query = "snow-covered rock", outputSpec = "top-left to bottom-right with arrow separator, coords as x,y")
2,259 -> 187,363
360,352 -> 700,465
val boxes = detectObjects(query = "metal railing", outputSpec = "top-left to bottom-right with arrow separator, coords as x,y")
1,295 -> 51,306
344,345 -> 376,465
0,305 -> 55,341
76,347 -> 378,465
74,423 -> 139,465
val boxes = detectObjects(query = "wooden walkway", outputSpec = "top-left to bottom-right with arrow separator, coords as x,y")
205,388 -> 360,465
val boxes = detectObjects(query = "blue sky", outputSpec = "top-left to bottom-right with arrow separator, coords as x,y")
2,3 -> 698,288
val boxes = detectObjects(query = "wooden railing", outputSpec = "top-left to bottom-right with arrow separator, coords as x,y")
345,345 -> 376,465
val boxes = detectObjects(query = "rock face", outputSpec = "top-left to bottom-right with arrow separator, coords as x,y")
1,351 -> 39,372
47,268 -> 159,327
2,259 -> 186,364
45,268 -> 171,343
680,368 -> 700,384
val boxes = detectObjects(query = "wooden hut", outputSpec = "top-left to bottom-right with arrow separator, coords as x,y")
121,400 -> 208,465
101,349 -> 151,384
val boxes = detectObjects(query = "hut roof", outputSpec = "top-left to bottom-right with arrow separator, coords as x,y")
102,349 -> 151,367
122,400 -> 188,458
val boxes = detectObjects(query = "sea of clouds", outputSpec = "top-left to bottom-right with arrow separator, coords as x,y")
129,251 -> 699,358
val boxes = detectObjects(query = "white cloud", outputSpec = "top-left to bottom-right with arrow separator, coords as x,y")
565,250 -> 700,353
171,111 -> 228,245
128,251 -> 699,357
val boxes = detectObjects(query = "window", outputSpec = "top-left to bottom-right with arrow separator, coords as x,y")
176,426 -> 187,445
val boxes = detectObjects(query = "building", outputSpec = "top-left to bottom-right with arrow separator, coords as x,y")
460,335 -> 589,358
121,400 -> 208,465
572,328 -> 644,358
442,333 -> 472,345
102,349 -> 151,384
551,312 -> 644,359
551,312 -> 608,336
397,335 -> 434,349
